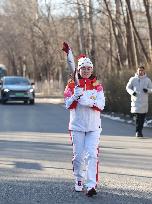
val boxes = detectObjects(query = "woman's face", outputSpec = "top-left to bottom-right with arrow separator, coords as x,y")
79,66 -> 93,78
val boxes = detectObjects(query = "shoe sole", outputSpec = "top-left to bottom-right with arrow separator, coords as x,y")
75,187 -> 83,192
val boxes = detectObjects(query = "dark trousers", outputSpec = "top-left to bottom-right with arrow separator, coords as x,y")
134,113 -> 146,134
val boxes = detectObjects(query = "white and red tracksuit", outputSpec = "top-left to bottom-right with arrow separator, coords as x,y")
64,77 -> 105,189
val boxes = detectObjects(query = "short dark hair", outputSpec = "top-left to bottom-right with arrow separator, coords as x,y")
138,65 -> 145,69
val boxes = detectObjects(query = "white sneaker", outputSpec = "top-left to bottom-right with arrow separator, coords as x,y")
75,181 -> 83,192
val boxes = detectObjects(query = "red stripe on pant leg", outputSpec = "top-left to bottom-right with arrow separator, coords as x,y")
96,147 -> 99,183
69,130 -> 73,144
69,130 -> 75,173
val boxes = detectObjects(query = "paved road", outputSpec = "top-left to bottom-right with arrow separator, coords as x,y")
0,101 -> 151,137
0,101 -> 152,204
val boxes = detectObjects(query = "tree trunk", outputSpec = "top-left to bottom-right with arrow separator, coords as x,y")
104,0 -> 123,70
87,0 -> 96,68
125,0 -> 151,62
7,49 -> 17,75
77,0 -> 86,53
143,0 -> 152,60
126,9 -> 138,68
115,0 -> 127,66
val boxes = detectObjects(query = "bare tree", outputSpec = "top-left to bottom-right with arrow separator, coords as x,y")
125,0 -> 151,63
77,0 -> 86,53
103,0 -> 125,69
86,0 -> 96,66
143,0 -> 152,60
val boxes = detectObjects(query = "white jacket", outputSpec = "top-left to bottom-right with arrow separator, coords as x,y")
64,78 -> 105,132
126,74 -> 152,113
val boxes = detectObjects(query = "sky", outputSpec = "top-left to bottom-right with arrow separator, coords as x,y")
38,0 -> 65,15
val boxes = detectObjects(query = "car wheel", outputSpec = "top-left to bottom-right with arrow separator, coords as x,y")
29,99 -> 35,105
1,98 -> 6,104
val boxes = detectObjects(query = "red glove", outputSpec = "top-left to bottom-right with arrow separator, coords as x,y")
62,42 -> 69,54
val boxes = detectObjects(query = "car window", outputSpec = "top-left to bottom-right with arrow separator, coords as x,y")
4,78 -> 30,85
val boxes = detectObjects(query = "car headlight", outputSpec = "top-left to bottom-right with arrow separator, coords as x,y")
4,89 -> 9,92
29,88 -> 34,93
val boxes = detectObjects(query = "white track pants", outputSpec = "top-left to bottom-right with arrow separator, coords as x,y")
71,130 -> 101,189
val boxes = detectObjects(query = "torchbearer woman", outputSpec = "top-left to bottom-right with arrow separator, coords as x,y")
64,54 -> 105,197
